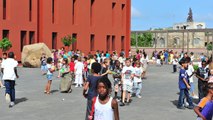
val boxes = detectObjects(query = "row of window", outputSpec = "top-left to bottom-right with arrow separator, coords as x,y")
2,30 -> 35,51
2,30 -> 125,52
2,0 -> 126,27
51,32 -> 125,51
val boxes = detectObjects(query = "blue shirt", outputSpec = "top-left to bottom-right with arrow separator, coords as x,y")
164,52 -> 168,58
87,75 -> 102,100
106,53 -> 110,58
179,68 -> 188,89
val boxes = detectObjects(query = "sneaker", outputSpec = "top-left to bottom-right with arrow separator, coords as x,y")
187,106 -> 194,109
5,93 -> 11,103
75,85 -> 78,88
79,84 -> 82,87
177,106 -> 185,109
137,95 -> 142,98
192,95 -> 199,99
1,85 -> 5,88
9,102 -> 15,108
119,102 -> 125,106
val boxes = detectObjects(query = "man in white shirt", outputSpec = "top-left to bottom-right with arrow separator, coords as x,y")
1,52 -> 19,108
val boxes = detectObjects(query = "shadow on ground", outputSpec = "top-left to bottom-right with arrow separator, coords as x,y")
50,90 -> 59,94
15,97 -> 28,105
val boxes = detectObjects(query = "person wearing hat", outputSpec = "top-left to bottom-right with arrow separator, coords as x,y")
177,58 -> 194,109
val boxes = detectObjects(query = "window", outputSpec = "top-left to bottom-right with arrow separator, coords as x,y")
52,0 -> 55,23
72,0 -> 76,25
112,35 -> 115,51
121,36 -> 125,50
159,38 -> 165,47
29,0 -> 32,21
2,30 -> 9,39
72,33 -> 77,50
112,2 -> 116,27
90,34 -> 95,51
52,32 -> 57,49
3,0 -> 6,19
21,31 -> 27,51
106,35 -> 110,51
121,4 -> 125,28
90,0 -> 95,26
29,31 -> 35,44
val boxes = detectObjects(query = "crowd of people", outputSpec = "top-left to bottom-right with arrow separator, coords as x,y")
0,47 -> 212,120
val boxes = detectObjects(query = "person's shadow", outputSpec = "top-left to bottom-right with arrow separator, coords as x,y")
15,97 -> 28,105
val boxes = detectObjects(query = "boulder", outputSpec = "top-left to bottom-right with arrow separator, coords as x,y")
21,43 -> 52,68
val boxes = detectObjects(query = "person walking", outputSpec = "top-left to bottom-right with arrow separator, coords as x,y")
1,52 -> 19,108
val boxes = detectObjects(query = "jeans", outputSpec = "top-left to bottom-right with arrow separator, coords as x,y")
198,82 -> 205,101
133,82 -> 142,96
190,82 -> 195,94
178,88 -> 193,107
85,99 -> 92,120
165,57 -> 168,64
173,65 -> 177,72
4,80 -> 15,102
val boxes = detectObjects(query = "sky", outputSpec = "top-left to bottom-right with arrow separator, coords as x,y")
131,0 -> 213,30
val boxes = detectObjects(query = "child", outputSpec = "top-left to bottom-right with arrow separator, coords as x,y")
45,57 -> 55,94
113,60 -> 122,100
2,52 -> 19,108
177,58 -> 194,109
57,54 -> 63,78
74,57 -> 84,87
172,56 -> 178,73
40,53 -> 47,75
83,57 -> 89,83
0,58 -> 5,88
60,58 -> 72,93
83,62 -> 102,120
186,60 -> 198,99
120,58 -> 135,106
101,58 -> 110,78
89,77 -> 119,120
69,57 -> 75,82
196,60 -> 210,101
194,83 -> 213,120
133,61 -> 143,98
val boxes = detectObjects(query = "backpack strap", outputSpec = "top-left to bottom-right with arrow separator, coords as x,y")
89,97 -> 97,120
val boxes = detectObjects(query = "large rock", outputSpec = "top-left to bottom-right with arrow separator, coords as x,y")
21,43 -> 52,68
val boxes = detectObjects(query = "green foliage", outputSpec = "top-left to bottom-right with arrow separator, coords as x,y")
0,38 -> 12,52
193,64 -> 199,71
206,43 -> 212,51
61,35 -> 76,49
131,32 -> 153,47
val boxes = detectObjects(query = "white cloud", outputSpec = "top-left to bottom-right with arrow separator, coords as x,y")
131,6 -> 142,18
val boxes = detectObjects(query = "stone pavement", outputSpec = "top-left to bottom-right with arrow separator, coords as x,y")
0,65 -> 198,120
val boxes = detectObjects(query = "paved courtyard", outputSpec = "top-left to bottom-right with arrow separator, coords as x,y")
0,65 -> 198,120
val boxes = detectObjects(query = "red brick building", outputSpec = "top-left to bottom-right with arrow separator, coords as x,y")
0,0 -> 131,60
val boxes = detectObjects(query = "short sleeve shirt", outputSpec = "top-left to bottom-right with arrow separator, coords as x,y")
87,75 -> 101,100
122,66 -> 135,84
179,68 -> 188,89
2,58 -> 18,81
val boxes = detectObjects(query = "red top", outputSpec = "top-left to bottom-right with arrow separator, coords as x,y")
69,62 -> 75,72
84,61 -> 88,72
